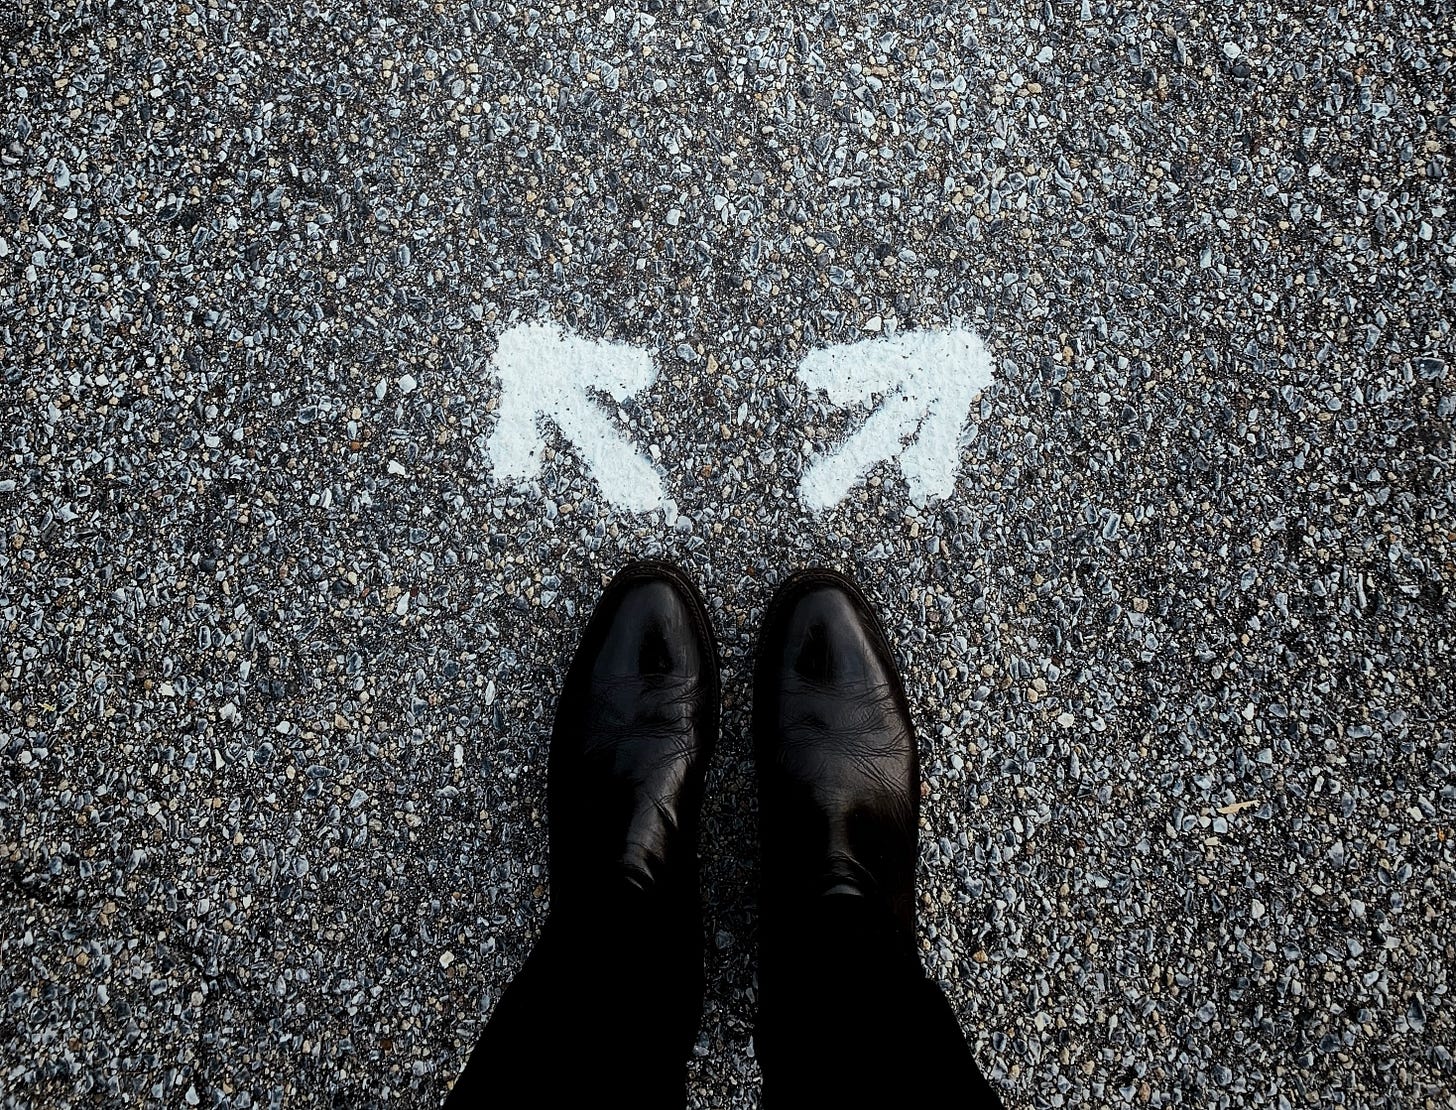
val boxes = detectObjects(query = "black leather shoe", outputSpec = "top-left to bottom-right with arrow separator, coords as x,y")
445,562 -> 718,1109
548,560 -> 719,914
754,568 -> 919,937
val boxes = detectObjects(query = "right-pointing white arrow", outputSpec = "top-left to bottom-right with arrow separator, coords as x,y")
797,326 -> 994,511
485,322 -> 670,515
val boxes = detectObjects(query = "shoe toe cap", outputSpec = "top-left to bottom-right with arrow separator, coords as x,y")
774,583 -> 883,687
594,578 -> 707,679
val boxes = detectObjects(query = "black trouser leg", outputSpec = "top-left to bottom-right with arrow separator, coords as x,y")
445,885 -> 701,1109
756,893 -> 1004,1109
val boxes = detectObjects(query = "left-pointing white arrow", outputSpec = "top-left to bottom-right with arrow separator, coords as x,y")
485,322 -> 670,515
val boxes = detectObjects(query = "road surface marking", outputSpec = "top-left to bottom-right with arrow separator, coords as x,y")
485,322 -> 673,516
797,326 -> 995,511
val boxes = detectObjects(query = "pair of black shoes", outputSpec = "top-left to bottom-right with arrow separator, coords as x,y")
448,559 -> 999,1109
550,558 -> 920,971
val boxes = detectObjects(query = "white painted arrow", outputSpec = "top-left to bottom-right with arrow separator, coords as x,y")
797,326 -> 994,511
485,322 -> 671,515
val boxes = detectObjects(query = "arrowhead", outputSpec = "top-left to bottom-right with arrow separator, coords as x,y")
797,336 -> 908,405
494,322 -> 657,398
485,323 -> 670,515
492,320 -> 658,399
797,325 -> 993,510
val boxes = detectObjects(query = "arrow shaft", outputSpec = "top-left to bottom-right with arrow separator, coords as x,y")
799,388 -> 924,513
550,397 -> 665,513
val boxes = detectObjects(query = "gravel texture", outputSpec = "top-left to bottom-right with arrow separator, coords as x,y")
3,0 -> 1454,1106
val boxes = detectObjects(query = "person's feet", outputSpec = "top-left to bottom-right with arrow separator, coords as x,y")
548,559 -> 720,912
454,564 -> 998,1110
753,568 -> 919,938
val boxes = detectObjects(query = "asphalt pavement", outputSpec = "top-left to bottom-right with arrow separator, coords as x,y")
2,0 -> 1452,1106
